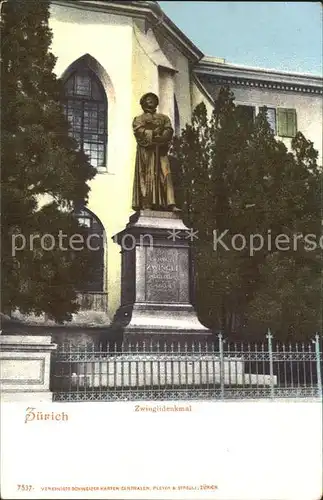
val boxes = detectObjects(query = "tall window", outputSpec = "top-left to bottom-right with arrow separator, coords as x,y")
74,208 -> 105,292
64,69 -> 107,169
174,95 -> 180,136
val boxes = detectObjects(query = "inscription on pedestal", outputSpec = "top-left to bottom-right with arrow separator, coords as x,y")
146,247 -> 179,302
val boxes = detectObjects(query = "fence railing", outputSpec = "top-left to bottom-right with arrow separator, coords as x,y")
51,331 -> 322,402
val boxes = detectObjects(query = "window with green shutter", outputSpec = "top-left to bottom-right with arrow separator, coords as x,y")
277,108 -> 297,138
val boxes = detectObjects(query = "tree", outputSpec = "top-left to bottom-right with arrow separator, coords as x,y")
171,87 -> 321,340
1,0 -> 97,322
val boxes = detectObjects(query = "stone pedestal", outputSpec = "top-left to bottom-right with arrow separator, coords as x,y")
0,335 -> 57,402
112,210 -> 212,348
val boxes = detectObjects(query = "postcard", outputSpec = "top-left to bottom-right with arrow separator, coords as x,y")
1,1 -> 322,499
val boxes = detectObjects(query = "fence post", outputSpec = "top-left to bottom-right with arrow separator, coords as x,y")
266,329 -> 274,398
218,332 -> 225,399
314,333 -> 322,397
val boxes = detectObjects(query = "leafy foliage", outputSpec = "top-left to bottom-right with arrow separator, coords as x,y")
172,88 -> 322,340
1,0 -> 97,322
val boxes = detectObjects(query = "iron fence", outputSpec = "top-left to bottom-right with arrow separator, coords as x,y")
52,331 -> 322,402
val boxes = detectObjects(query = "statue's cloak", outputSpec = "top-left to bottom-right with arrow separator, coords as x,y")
132,111 -> 175,210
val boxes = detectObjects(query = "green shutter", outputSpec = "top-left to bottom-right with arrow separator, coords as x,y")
277,108 -> 297,137
287,109 -> 297,137
277,108 -> 287,136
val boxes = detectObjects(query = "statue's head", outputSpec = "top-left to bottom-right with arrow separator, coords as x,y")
140,93 -> 159,112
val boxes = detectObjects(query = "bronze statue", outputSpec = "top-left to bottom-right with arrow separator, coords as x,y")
132,93 -> 180,212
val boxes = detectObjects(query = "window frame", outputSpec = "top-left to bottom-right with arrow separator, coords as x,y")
64,70 -> 108,172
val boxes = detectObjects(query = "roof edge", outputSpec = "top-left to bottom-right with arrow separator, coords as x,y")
192,74 -> 215,106
51,0 -> 204,63
197,58 -> 323,88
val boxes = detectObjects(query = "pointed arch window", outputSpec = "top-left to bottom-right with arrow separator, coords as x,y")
64,69 -> 107,169
74,208 -> 105,292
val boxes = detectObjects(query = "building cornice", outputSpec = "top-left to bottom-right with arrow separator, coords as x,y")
192,74 -> 214,106
196,60 -> 323,95
51,0 -> 203,63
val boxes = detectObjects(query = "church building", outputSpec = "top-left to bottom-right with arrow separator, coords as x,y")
48,0 -> 323,320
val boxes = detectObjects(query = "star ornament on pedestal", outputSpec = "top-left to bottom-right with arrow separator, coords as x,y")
167,229 -> 182,241
185,228 -> 199,241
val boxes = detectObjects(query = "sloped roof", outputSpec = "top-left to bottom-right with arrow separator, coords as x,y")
133,24 -> 177,72
52,1 -> 322,86
53,0 -> 203,63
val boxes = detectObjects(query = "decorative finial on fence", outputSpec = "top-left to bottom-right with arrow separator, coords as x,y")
266,328 -> 273,340
313,332 -> 320,344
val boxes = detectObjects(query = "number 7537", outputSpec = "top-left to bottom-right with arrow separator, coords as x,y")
17,485 -> 33,491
